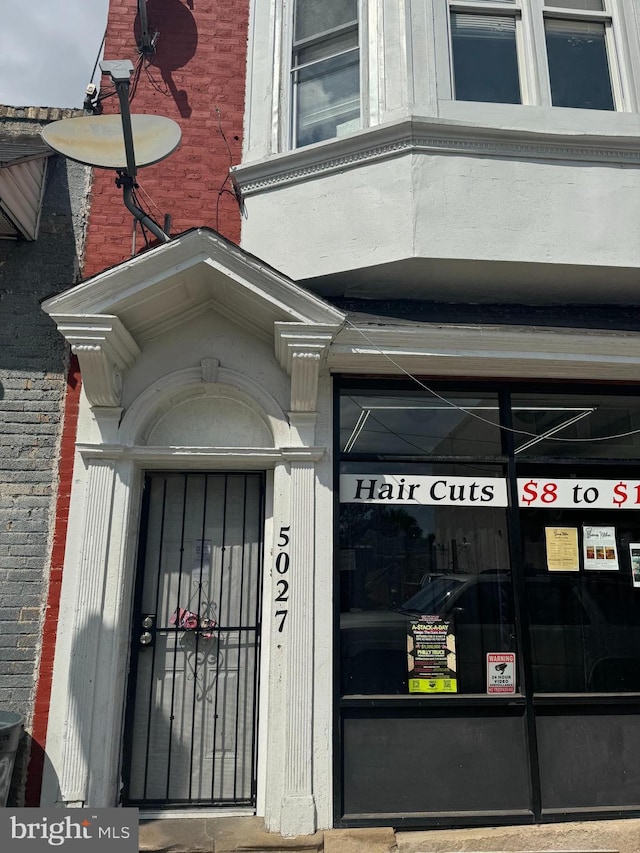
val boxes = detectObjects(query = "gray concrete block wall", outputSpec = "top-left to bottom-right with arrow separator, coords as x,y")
0,106 -> 91,803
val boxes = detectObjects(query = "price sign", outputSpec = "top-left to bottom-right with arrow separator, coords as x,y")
517,478 -> 640,509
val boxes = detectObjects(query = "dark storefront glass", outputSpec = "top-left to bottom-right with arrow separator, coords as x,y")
511,392 -> 640,458
340,463 -> 513,695
340,390 -> 502,456
339,386 -> 640,698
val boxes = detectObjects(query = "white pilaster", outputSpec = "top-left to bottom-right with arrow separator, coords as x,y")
277,330 -> 334,837
280,456 -> 318,835
57,457 -> 117,804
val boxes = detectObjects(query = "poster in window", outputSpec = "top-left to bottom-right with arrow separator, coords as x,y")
486,652 -> 516,695
629,543 -> 640,588
544,527 -> 579,571
407,615 -> 457,693
583,526 -> 619,571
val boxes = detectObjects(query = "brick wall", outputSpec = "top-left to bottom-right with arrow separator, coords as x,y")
0,108 -> 90,804
83,0 -> 250,277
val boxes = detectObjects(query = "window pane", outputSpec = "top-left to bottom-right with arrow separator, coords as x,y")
296,29 -> 358,66
451,13 -> 521,104
295,0 -> 358,42
521,503 -> 640,693
545,18 -> 614,109
510,393 -> 640,458
340,391 -> 502,456
546,1 -> 603,9
340,463 -> 513,696
295,51 -> 360,147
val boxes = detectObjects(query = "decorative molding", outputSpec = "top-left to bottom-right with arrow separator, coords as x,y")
233,116 -> 640,195
119,365 -> 291,449
50,314 -> 140,407
281,447 -> 325,462
201,357 -> 219,384
41,230 -> 346,335
275,323 -> 341,413
78,443 -> 283,466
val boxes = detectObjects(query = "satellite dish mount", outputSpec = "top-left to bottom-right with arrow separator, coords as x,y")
100,59 -> 170,243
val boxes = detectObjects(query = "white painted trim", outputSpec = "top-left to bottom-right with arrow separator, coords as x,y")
329,322 -> 640,381
233,111 -> 640,196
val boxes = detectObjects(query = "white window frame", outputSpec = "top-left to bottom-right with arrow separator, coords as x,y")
445,0 -> 630,111
286,0 -> 366,150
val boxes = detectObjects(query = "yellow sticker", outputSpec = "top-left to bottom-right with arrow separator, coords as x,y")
408,677 -> 458,694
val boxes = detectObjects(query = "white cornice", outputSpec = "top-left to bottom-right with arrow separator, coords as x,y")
330,322 -> 640,381
51,314 -> 140,407
233,115 -> 640,195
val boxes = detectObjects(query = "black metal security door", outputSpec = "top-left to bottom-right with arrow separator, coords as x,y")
123,472 -> 264,807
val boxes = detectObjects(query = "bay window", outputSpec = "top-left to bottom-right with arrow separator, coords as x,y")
291,0 -> 361,148
449,0 -> 623,110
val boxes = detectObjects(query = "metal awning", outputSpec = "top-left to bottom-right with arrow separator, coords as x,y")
0,134 -> 51,240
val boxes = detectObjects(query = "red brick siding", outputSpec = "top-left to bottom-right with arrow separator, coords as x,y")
25,357 -> 82,806
83,0 -> 249,278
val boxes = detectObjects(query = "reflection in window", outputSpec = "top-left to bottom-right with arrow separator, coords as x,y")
339,468 -> 513,696
511,394 -> 640,458
545,18 -> 614,110
292,0 -> 360,148
340,392 -> 502,456
451,13 -> 521,104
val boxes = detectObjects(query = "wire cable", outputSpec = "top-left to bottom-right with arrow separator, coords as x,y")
345,318 -> 640,444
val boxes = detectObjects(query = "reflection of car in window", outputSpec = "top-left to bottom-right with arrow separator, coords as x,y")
340,571 -> 640,696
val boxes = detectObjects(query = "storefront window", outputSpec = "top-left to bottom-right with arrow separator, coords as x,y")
520,501 -> 640,692
338,383 -> 640,699
340,463 -> 513,695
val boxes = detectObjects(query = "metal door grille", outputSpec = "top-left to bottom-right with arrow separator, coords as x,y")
124,472 -> 264,806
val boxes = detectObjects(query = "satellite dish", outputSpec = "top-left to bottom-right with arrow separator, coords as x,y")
41,114 -> 181,170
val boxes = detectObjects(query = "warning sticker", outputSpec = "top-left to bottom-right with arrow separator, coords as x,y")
486,652 -> 516,694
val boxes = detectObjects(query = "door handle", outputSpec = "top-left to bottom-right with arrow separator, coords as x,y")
139,614 -> 155,646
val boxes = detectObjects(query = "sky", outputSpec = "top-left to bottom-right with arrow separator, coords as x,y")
0,1 -> 110,109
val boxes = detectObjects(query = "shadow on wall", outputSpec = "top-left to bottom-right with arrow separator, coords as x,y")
0,154 -> 82,372
49,609 -> 190,806
15,733 -> 60,808
135,0 -> 199,118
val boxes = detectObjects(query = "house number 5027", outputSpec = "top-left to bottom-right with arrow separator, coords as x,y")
275,526 -> 290,632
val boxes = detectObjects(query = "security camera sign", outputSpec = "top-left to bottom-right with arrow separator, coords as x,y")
487,653 -> 516,694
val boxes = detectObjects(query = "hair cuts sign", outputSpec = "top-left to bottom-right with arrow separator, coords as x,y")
340,475 -> 508,506
340,475 -> 640,509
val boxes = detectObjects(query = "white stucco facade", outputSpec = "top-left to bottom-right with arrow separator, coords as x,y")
235,0 -> 640,301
